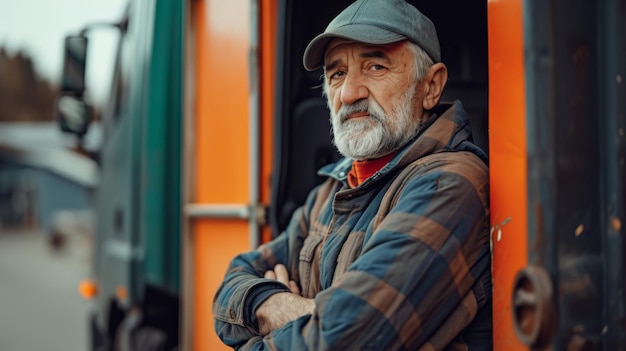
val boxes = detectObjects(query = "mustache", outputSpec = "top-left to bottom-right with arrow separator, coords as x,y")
337,99 -> 382,123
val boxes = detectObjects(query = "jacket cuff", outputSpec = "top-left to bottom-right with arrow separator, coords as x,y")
244,282 -> 291,330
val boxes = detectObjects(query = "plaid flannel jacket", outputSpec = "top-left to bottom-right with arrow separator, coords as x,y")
213,100 -> 492,350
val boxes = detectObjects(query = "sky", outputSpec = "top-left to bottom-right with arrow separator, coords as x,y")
0,0 -> 128,105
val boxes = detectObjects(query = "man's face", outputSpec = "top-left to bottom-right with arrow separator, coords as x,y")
324,39 -> 426,160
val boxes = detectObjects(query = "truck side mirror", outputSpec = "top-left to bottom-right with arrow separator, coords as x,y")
56,35 -> 92,137
61,35 -> 88,93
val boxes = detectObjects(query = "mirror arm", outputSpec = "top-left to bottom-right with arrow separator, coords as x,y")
79,18 -> 128,36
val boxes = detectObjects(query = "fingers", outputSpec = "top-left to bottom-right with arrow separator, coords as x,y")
264,264 -> 301,294
273,264 -> 290,286
264,270 -> 276,280
288,280 -> 301,295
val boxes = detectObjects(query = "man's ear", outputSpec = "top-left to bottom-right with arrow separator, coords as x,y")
422,63 -> 448,110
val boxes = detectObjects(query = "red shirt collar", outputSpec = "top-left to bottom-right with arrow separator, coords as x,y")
347,152 -> 397,188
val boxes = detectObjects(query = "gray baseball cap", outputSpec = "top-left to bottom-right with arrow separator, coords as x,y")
303,0 -> 441,71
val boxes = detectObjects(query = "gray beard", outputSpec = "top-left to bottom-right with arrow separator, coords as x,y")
329,82 -> 423,160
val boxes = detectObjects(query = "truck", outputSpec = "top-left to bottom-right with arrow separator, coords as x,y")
55,0 -> 625,350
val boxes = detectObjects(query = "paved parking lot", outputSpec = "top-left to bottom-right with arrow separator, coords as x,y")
0,229 -> 92,351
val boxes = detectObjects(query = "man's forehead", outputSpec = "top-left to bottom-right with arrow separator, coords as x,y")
323,40 -> 409,72
324,39 -> 405,60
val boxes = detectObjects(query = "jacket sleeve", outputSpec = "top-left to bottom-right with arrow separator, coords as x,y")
239,156 -> 491,351
212,187 -> 318,349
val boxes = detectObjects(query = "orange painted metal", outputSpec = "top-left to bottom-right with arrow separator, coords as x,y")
190,0 -> 280,348
192,0 -> 253,350
194,1 -> 251,205
488,0 -> 529,350
259,0 -> 277,244
193,221 -> 249,350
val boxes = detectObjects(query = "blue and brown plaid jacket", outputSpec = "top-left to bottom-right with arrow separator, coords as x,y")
214,100 -> 492,350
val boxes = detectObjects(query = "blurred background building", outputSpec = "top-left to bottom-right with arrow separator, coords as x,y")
0,49 -> 102,233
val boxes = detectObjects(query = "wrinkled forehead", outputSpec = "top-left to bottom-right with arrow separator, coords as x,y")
323,39 -> 407,66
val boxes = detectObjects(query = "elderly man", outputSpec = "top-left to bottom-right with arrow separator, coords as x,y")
213,0 -> 492,350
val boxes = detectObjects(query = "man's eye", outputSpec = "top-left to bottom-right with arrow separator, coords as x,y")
330,71 -> 345,79
371,64 -> 385,71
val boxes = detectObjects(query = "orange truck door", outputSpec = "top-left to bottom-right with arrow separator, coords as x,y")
181,1 -> 276,350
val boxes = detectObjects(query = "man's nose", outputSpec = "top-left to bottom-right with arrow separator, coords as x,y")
340,72 -> 369,105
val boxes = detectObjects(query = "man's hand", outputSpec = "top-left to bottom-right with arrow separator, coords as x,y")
257,264 -> 315,335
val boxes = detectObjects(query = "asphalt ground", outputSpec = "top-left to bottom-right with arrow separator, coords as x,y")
0,229 -> 92,351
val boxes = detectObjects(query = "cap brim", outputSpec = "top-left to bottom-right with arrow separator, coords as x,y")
303,24 -> 406,71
